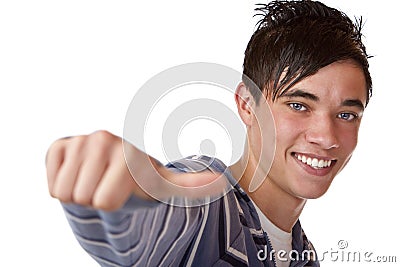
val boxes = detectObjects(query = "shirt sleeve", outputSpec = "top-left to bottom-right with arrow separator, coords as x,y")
61,195 -> 207,267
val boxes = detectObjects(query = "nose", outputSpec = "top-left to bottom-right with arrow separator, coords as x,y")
305,115 -> 339,150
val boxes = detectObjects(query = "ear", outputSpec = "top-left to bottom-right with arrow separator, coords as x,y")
235,82 -> 255,126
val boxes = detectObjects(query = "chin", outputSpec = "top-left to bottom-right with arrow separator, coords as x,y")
299,190 -> 328,200
293,180 -> 333,200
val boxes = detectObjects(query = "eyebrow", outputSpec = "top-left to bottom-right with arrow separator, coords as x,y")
341,99 -> 365,111
281,89 -> 365,111
281,89 -> 319,101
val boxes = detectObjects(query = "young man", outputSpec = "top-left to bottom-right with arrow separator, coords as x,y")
46,1 -> 371,266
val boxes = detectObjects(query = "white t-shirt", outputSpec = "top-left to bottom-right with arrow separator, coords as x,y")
252,200 -> 292,267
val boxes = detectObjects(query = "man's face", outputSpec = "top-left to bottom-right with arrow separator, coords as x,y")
253,60 -> 367,199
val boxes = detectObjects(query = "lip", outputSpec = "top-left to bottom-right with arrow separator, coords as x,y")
291,152 -> 337,177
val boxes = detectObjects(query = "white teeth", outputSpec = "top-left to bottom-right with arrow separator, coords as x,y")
311,158 -> 319,167
318,160 -> 324,168
295,154 -> 333,169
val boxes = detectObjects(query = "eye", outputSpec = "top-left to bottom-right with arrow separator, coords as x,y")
337,112 -> 357,121
289,103 -> 307,111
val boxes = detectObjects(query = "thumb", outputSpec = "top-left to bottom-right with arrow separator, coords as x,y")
166,170 -> 228,198
140,166 -> 229,206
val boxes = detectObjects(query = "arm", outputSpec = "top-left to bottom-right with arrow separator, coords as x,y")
46,130 -> 224,209
61,196 -> 208,266
45,130 -> 223,266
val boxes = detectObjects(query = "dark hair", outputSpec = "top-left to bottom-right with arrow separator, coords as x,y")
242,0 -> 372,106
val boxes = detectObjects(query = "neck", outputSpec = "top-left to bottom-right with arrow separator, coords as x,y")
229,149 -> 306,233
251,178 -> 306,233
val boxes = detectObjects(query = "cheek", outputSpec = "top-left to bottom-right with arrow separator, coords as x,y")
267,114 -> 303,185
334,126 -> 359,174
337,125 -> 359,155
274,113 -> 304,150
252,102 -> 276,162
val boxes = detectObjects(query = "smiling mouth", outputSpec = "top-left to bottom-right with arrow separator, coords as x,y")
292,152 -> 337,170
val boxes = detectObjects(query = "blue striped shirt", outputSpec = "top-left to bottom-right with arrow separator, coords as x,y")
62,155 -> 319,266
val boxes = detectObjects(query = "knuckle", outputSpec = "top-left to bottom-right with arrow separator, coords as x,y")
46,139 -> 65,161
71,135 -> 87,150
88,131 -> 116,154
48,188 -> 57,199
91,130 -> 114,144
64,136 -> 91,163
47,135 -> 86,162
92,192 -> 120,211
72,190 -> 92,206
48,139 -> 62,153
58,196 -> 72,203
59,135 -> 87,159
52,189 -> 72,203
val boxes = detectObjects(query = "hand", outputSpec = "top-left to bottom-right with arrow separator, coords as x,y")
46,130 -> 225,211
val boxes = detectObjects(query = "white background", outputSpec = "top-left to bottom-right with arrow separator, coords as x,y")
1,1 -> 398,266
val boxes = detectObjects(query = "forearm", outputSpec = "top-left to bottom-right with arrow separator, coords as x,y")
61,199 -> 205,267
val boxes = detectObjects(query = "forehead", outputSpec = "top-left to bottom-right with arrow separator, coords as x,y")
281,61 -> 367,106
